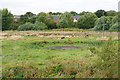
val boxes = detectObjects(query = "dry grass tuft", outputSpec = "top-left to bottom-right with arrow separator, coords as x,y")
0,36 -> 7,40
113,37 -> 119,41
8,36 -> 24,40
96,37 -> 109,41
0,33 -> 9,36
25,33 -> 38,36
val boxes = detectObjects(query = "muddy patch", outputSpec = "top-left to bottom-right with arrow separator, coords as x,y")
43,46 -> 88,49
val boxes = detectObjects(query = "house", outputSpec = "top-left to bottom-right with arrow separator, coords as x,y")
73,15 -> 80,22
13,15 -> 80,22
53,15 -> 60,22
53,15 -> 80,22
14,15 -> 20,21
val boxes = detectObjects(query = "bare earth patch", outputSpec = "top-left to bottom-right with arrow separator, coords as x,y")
43,46 -> 88,49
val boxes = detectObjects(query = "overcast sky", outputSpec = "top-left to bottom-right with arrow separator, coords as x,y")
0,0 -> 119,15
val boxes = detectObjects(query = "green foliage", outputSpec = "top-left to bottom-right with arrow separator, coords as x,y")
57,12 -> 74,28
34,21 -> 47,30
76,13 -> 97,29
2,31 -> 119,78
0,10 -> 2,29
29,17 -> 36,24
52,12 -> 62,15
111,16 -> 118,26
109,22 -> 119,31
89,38 -> 118,78
55,12 -> 62,15
18,12 -> 36,25
70,11 -> 78,16
2,8 -> 14,31
107,10 -> 117,16
79,11 -> 91,16
36,12 -> 47,24
18,21 -> 48,31
36,12 -> 56,29
10,21 -> 21,30
46,64 -> 63,76
52,28 -> 91,31
3,62 -> 42,78
93,16 -> 112,31
95,10 -> 107,18
18,22 -> 34,31
18,14 -> 29,24
26,12 -> 34,17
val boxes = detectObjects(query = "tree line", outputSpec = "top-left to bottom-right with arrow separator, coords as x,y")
1,8 -> 119,31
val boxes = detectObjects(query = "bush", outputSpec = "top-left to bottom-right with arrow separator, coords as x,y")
34,21 -> 47,30
93,16 -> 112,31
18,22 -> 34,31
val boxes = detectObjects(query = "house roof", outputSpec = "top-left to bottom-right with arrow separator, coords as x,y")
53,15 -> 60,20
73,15 -> 80,19
53,15 -> 80,20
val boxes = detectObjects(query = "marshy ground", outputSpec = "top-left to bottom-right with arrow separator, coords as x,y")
1,31 -> 119,78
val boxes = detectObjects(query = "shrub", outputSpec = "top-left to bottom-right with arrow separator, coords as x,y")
34,21 -> 47,30
18,22 -> 34,31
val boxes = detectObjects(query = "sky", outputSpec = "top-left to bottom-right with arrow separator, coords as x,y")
0,0 -> 119,15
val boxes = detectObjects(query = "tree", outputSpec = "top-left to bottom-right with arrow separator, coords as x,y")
93,16 -> 112,31
109,16 -> 119,31
107,10 -> 117,16
109,22 -> 119,31
79,11 -> 91,16
0,10 -> 2,30
18,12 -> 36,24
36,12 -> 57,29
56,12 -> 62,15
36,12 -> 47,24
48,12 -> 52,15
26,12 -> 34,17
95,10 -> 107,18
18,14 -> 28,24
70,11 -> 78,16
111,16 -> 118,26
2,8 -> 14,31
57,12 -> 74,28
76,13 -> 97,29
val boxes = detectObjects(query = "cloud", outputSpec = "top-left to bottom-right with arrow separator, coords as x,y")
0,0 -> 119,15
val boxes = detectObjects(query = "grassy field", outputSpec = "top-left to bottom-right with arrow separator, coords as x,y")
1,31 -> 119,78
